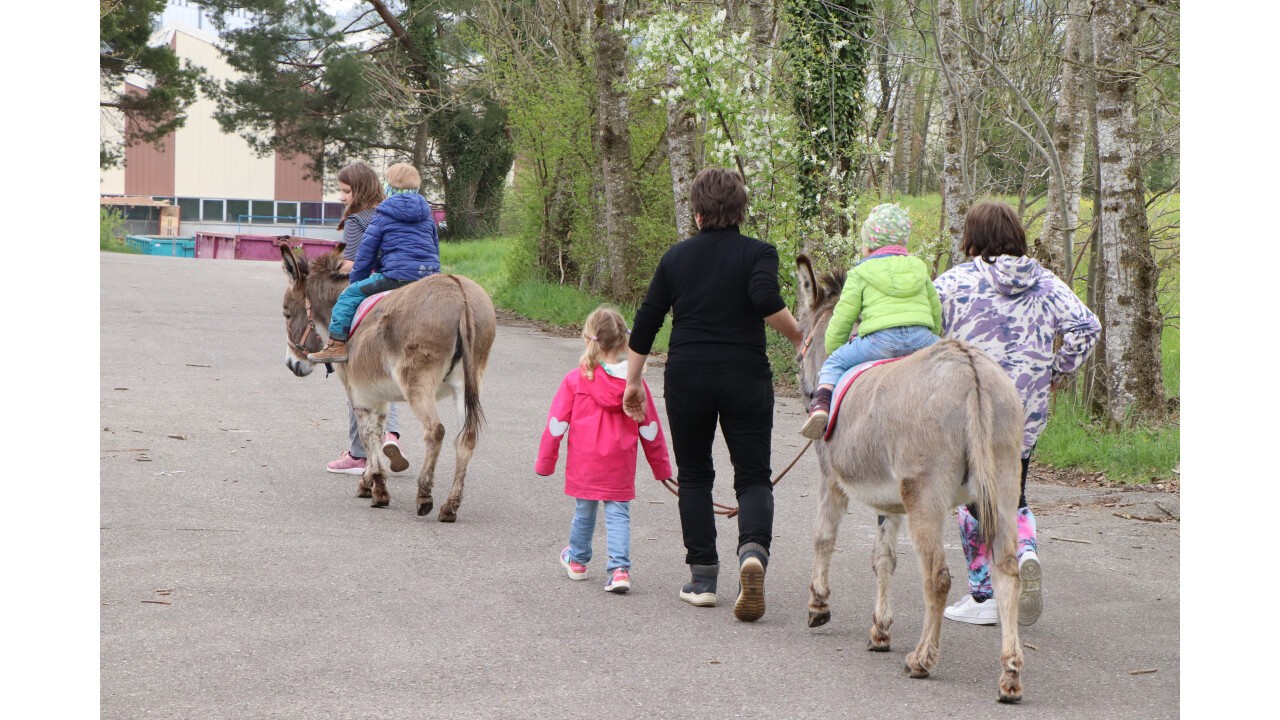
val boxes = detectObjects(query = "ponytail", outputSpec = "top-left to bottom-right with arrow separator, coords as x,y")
578,306 -> 629,380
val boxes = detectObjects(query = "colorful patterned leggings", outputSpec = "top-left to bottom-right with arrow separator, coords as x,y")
957,456 -> 1037,601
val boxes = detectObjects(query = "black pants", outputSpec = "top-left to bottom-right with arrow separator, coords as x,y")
664,373 -> 775,566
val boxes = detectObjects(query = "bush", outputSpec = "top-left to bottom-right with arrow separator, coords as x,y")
100,207 -> 138,253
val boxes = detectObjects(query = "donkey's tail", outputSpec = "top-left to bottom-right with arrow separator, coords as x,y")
961,345 -> 1006,546
451,276 -> 485,442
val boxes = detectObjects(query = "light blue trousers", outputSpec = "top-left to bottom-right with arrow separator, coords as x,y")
566,499 -> 631,572
818,325 -> 939,387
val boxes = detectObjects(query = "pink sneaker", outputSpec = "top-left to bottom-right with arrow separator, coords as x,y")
326,451 -> 366,475
382,433 -> 409,473
560,547 -> 588,580
605,567 -> 631,594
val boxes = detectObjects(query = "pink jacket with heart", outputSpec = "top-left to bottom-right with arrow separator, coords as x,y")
535,367 -> 672,501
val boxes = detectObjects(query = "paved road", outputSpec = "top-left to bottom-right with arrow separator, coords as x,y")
101,252 -> 1179,718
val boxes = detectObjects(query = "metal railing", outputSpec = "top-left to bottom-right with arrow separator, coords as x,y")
235,215 -> 340,236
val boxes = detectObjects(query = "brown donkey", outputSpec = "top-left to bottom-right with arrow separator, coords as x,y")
281,247 -> 496,521
794,255 -> 1026,703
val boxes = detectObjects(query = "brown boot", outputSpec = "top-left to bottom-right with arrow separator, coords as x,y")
308,340 -> 349,363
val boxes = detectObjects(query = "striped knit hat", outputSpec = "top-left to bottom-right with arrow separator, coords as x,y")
861,204 -> 912,250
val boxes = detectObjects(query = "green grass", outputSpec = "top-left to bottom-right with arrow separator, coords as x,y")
439,236 -> 671,351
1035,396 -> 1180,483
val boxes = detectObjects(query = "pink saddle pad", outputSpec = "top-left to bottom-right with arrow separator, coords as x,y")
823,357 -> 903,441
350,291 -> 392,337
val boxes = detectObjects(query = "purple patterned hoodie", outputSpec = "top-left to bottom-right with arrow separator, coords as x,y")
933,256 -> 1101,457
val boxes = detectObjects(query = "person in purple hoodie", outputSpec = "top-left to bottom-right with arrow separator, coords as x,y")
933,200 -> 1101,628
309,163 -> 441,364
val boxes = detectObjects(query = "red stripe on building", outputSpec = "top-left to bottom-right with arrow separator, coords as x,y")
123,83 -> 176,197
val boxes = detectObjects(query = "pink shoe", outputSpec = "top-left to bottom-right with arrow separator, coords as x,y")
561,547 -> 588,580
326,451 -> 366,475
382,433 -> 409,473
605,567 -> 631,593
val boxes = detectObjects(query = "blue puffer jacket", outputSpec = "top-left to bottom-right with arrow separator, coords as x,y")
349,192 -> 440,283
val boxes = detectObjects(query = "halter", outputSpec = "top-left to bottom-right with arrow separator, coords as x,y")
289,297 -> 318,356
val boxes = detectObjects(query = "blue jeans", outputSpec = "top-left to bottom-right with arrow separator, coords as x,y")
818,325 -> 939,387
328,274 -> 385,342
566,499 -> 631,571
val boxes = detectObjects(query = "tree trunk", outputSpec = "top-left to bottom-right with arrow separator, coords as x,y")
889,65 -> 915,196
665,66 -> 698,242
592,0 -> 639,300
909,68 -> 937,197
935,0 -> 974,266
1093,0 -> 1166,425
1037,0 -> 1090,279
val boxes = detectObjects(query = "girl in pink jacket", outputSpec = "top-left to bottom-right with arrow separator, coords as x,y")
536,307 -> 673,594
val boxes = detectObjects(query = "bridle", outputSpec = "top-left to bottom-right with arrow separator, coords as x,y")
798,305 -> 833,399
288,297 -> 319,357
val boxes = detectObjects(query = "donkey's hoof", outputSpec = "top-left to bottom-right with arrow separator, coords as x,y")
904,654 -> 931,679
417,500 -> 434,517
867,640 -> 891,652
437,508 -> 457,523
998,671 -> 1023,703
371,497 -> 390,508
807,609 -> 831,628
997,691 -> 1023,704
356,481 -> 372,499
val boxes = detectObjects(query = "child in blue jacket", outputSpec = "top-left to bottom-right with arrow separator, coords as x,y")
309,163 -> 440,363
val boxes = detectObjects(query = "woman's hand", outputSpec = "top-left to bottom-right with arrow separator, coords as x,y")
623,382 -> 646,423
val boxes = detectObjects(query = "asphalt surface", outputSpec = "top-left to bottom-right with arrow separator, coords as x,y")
100,252 -> 1179,718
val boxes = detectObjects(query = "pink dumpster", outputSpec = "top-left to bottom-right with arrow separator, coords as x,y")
286,237 -> 340,260
235,234 -> 288,261
194,232 -> 236,259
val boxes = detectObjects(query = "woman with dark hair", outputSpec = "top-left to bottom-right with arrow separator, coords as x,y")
623,168 -> 803,622
933,200 -> 1101,627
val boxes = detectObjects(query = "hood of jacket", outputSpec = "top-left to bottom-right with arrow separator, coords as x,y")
583,367 -> 626,412
854,254 -> 930,299
974,255 -> 1044,296
379,192 -> 431,223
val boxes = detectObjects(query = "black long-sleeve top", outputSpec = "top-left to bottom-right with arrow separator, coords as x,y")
629,226 -> 787,378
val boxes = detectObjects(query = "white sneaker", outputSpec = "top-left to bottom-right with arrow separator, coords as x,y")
943,594 -> 998,625
1018,551 -> 1043,627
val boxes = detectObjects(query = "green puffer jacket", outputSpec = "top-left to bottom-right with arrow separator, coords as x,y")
824,254 -> 943,354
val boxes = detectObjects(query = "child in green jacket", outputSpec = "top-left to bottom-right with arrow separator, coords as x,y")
799,204 -> 943,440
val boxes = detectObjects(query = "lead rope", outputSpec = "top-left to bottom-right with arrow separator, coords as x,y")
659,440 -> 813,518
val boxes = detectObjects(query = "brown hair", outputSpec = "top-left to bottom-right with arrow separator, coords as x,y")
386,162 -> 422,191
961,201 -> 1028,262
690,168 -> 748,231
578,306 -> 629,380
336,162 -> 384,230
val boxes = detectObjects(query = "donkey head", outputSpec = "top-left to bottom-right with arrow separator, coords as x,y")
794,254 -> 847,398
281,245 -> 321,377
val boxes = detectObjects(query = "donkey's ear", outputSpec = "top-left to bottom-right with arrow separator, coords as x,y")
795,253 -> 819,310
281,244 -> 307,285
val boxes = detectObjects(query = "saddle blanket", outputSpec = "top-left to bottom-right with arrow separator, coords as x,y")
823,356 -> 904,441
350,291 -> 393,337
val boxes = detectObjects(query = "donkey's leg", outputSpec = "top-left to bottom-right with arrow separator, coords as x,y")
439,380 -> 476,523
399,376 -> 445,518
807,475 -> 849,628
904,502 -> 951,679
990,506 -> 1024,703
869,513 -> 902,651
354,404 -> 391,507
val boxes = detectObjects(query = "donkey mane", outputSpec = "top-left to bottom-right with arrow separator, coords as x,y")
308,251 -> 348,285
816,269 -> 847,312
